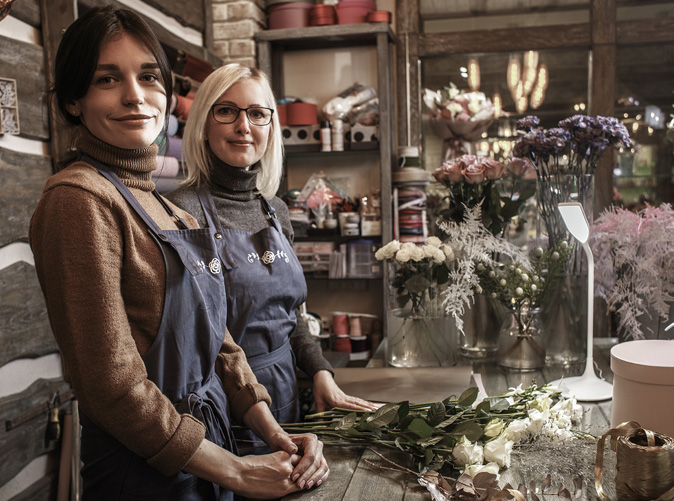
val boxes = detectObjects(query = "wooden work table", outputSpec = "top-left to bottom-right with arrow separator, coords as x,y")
284,338 -> 618,500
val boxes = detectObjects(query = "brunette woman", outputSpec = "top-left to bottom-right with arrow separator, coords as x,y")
30,7 -> 327,499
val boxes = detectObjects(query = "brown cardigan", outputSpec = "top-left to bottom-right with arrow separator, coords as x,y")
29,128 -> 270,476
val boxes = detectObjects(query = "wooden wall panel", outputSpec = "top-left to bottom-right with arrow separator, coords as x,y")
0,147 -> 52,246
7,0 -> 41,27
0,35 -> 49,141
0,260 -> 55,367
140,0 -> 204,32
0,379 -> 71,488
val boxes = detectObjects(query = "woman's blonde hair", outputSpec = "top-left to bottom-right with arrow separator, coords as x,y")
181,63 -> 284,199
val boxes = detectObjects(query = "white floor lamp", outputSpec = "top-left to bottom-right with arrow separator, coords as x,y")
549,202 -> 613,402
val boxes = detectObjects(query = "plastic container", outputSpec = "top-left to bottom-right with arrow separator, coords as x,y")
347,239 -> 381,278
286,102 -> 318,125
611,340 -> 674,437
268,2 -> 313,30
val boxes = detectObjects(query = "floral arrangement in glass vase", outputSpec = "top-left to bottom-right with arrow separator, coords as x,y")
512,114 -> 633,250
432,154 -> 536,236
423,82 -> 495,160
375,237 -> 456,367
590,203 -> 674,340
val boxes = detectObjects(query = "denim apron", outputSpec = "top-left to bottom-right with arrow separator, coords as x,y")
79,157 -> 237,501
196,186 -> 307,454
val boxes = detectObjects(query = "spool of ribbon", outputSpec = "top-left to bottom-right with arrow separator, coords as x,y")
333,335 -> 351,353
332,314 -> 349,335
152,156 -> 181,178
596,421 -> 674,500
349,316 -> 362,337
166,136 -> 183,160
350,335 -> 368,353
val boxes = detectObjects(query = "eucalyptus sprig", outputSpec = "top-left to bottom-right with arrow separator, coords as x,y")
281,383 -> 581,475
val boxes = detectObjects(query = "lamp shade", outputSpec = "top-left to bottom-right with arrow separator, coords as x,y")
558,202 -> 589,243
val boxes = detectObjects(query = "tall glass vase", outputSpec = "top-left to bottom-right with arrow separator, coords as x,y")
537,173 -> 593,366
458,294 -> 503,359
386,262 -> 457,367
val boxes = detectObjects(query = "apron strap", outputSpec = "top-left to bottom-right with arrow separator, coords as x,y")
245,339 -> 292,372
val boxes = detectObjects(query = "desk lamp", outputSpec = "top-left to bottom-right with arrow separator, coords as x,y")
549,202 -> 613,401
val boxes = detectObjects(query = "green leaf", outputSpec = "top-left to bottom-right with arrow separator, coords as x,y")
346,427 -> 365,437
335,412 -> 359,431
475,400 -> 491,414
396,293 -> 410,309
367,403 -> 400,428
404,274 -> 432,294
490,398 -> 511,411
458,387 -> 479,407
407,417 -> 435,438
399,414 -> 416,431
397,401 -> 410,420
449,422 -> 483,442
427,402 -> 446,427
417,435 -> 445,448
436,409 -> 468,429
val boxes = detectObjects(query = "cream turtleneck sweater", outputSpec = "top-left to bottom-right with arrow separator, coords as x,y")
30,128 -> 270,477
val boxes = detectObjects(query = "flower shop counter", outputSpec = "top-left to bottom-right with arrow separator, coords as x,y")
283,337 -> 618,500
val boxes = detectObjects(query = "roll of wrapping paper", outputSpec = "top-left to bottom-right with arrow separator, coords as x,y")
596,421 -> 674,500
166,136 -> 183,159
153,156 -> 181,178
174,94 -> 194,121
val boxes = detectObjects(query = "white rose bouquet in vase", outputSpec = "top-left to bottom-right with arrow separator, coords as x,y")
375,237 -> 456,367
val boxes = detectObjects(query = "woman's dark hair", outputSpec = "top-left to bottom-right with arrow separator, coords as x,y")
50,6 -> 173,126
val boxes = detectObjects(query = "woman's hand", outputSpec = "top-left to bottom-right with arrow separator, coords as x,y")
268,431 -> 330,490
313,370 -> 377,413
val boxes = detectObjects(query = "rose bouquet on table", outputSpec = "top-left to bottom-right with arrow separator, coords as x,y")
432,154 -> 536,237
512,114 -> 633,250
423,82 -> 495,160
590,203 -> 674,340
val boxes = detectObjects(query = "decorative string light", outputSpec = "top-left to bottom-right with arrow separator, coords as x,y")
493,92 -> 502,118
467,58 -> 480,91
507,51 -> 548,114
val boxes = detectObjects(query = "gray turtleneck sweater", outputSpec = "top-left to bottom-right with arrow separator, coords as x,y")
167,160 -> 333,379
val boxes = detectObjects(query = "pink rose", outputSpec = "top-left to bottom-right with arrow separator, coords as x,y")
433,161 -> 464,184
455,112 -> 471,122
463,161 -> 485,184
508,157 -> 537,179
481,158 -> 506,180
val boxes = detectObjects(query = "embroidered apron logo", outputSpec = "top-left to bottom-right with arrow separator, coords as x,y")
208,258 -> 222,274
248,250 -> 290,265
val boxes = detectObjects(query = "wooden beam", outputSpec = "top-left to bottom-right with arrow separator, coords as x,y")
617,16 -> 674,45
39,0 -> 77,170
396,0 -> 420,150
419,23 -> 591,57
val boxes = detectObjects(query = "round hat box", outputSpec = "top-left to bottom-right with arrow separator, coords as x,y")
611,340 -> 674,438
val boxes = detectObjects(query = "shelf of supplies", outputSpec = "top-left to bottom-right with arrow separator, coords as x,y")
255,23 -> 395,49
284,145 -> 379,155
295,235 -> 381,243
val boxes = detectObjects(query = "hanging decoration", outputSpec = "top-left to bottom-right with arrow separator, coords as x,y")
507,51 -> 548,114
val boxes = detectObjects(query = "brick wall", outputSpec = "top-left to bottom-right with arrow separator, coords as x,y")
212,0 -> 267,67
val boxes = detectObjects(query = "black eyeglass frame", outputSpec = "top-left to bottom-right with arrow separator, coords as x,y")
210,104 -> 275,126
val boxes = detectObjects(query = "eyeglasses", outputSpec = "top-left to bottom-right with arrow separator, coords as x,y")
211,104 -> 274,126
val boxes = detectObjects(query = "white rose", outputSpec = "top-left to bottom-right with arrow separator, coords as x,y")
442,245 -> 455,261
410,246 -> 426,262
503,418 -> 530,443
431,247 -> 445,263
448,102 -> 463,117
468,98 -> 482,115
426,236 -> 442,248
463,462 -> 500,480
483,418 -> 505,438
452,436 -> 484,467
396,248 -> 412,263
531,394 -> 552,412
422,245 -> 437,260
375,240 -> 401,260
483,435 -> 514,468
401,242 -> 417,251
527,409 -> 549,436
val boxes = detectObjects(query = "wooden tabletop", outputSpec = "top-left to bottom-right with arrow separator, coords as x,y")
284,338 -> 618,500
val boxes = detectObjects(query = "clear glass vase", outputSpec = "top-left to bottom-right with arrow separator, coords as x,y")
537,173 -> 593,366
385,262 -> 457,367
497,307 -> 545,372
458,293 -> 503,359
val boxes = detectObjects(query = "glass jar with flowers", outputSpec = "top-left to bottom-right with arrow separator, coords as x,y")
375,237 -> 456,367
476,243 -> 573,371
431,155 -> 536,359
512,114 -> 633,365
423,82 -> 495,160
